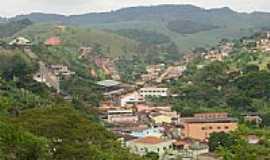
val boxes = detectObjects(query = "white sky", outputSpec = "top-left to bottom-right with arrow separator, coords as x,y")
0,0 -> 269,17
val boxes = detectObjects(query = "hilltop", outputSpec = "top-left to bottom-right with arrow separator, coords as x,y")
10,5 -> 270,50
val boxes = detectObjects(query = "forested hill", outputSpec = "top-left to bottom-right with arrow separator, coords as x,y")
11,5 -> 270,26
10,5 -> 270,50
0,46 -> 146,160
0,19 -> 32,38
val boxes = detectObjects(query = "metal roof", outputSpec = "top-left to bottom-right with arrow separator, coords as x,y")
97,80 -> 121,87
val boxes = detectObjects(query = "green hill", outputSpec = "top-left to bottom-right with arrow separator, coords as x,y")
10,5 -> 270,51
0,47 -> 146,160
16,24 -> 139,58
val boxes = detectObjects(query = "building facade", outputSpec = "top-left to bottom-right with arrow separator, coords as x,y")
181,113 -> 238,141
139,88 -> 168,97
126,136 -> 174,156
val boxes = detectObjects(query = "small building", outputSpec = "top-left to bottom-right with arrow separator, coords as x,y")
130,127 -> 163,138
49,64 -> 75,77
181,112 -> 238,141
9,37 -> 31,46
139,88 -> 168,97
45,37 -> 62,46
79,47 -> 93,59
151,115 -> 173,125
126,136 -> 174,156
120,92 -> 144,107
242,112 -> 262,125
247,135 -> 260,144
97,80 -> 124,97
107,109 -> 138,124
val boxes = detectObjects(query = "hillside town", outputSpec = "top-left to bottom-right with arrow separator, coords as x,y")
4,30 -> 270,160
90,32 -> 270,159
2,2 -> 270,160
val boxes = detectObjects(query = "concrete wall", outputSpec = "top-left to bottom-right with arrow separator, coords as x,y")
182,122 -> 237,140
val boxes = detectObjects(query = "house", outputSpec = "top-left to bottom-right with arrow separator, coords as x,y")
181,112 -> 238,141
247,135 -> 260,144
130,127 -> 163,138
119,92 -> 144,107
55,25 -> 66,32
9,37 -> 31,46
135,104 -> 153,112
45,37 -> 62,46
173,140 -> 209,158
203,50 -> 225,62
49,64 -> 75,77
157,66 -> 186,82
139,88 -> 168,97
242,112 -> 262,125
146,64 -> 165,74
33,61 -> 60,93
79,47 -> 93,59
107,109 -> 138,124
126,136 -> 174,156
151,115 -> 173,125
97,80 -> 125,97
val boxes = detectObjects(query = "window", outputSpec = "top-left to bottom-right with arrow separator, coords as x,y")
209,126 -> 213,130
225,126 -> 229,129
202,127 -> 206,130
217,126 -> 221,129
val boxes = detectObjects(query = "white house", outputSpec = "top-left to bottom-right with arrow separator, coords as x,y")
139,88 -> 168,97
120,92 -> 145,107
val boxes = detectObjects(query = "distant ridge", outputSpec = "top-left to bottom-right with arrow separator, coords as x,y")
6,4 -> 270,51
4,4 -> 270,25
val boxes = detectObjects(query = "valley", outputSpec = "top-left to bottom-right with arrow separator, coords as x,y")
1,4 -> 270,160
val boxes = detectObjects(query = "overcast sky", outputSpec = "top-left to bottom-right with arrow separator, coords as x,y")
0,0 -> 269,17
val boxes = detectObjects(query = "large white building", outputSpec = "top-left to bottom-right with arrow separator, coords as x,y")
139,88 -> 168,97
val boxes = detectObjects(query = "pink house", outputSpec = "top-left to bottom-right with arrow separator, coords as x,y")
135,104 -> 152,112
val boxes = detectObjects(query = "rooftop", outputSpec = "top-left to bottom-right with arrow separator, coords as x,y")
133,136 -> 166,145
181,117 -> 238,123
9,37 -> 31,46
45,37 -> 62,46
97,80 -> 121,87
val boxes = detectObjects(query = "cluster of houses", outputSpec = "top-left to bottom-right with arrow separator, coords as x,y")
256,32 -> 270,52
140,64 -> 187,84
97,80 -> 240,159
33,62 -> 75,93
201,42 -> 234,62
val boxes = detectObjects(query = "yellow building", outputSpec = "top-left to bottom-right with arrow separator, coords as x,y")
151,115 -> 172,124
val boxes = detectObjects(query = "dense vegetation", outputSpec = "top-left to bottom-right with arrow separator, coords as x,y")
115,29 -> 171,44
0,19 -> 32,38
167,20 -> 218,34
209,126 -> 270,160
11,5 -> 270,50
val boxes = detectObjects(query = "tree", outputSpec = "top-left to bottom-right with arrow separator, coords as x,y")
209,132 -> 236,152
11,107 -> 145,160
143,152 -> 159,160
241,64 -> 259,74
0,121 -> 50,160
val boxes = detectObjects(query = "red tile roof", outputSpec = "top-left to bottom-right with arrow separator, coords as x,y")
134,136 -> 164,144
45,37 -> 62,46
